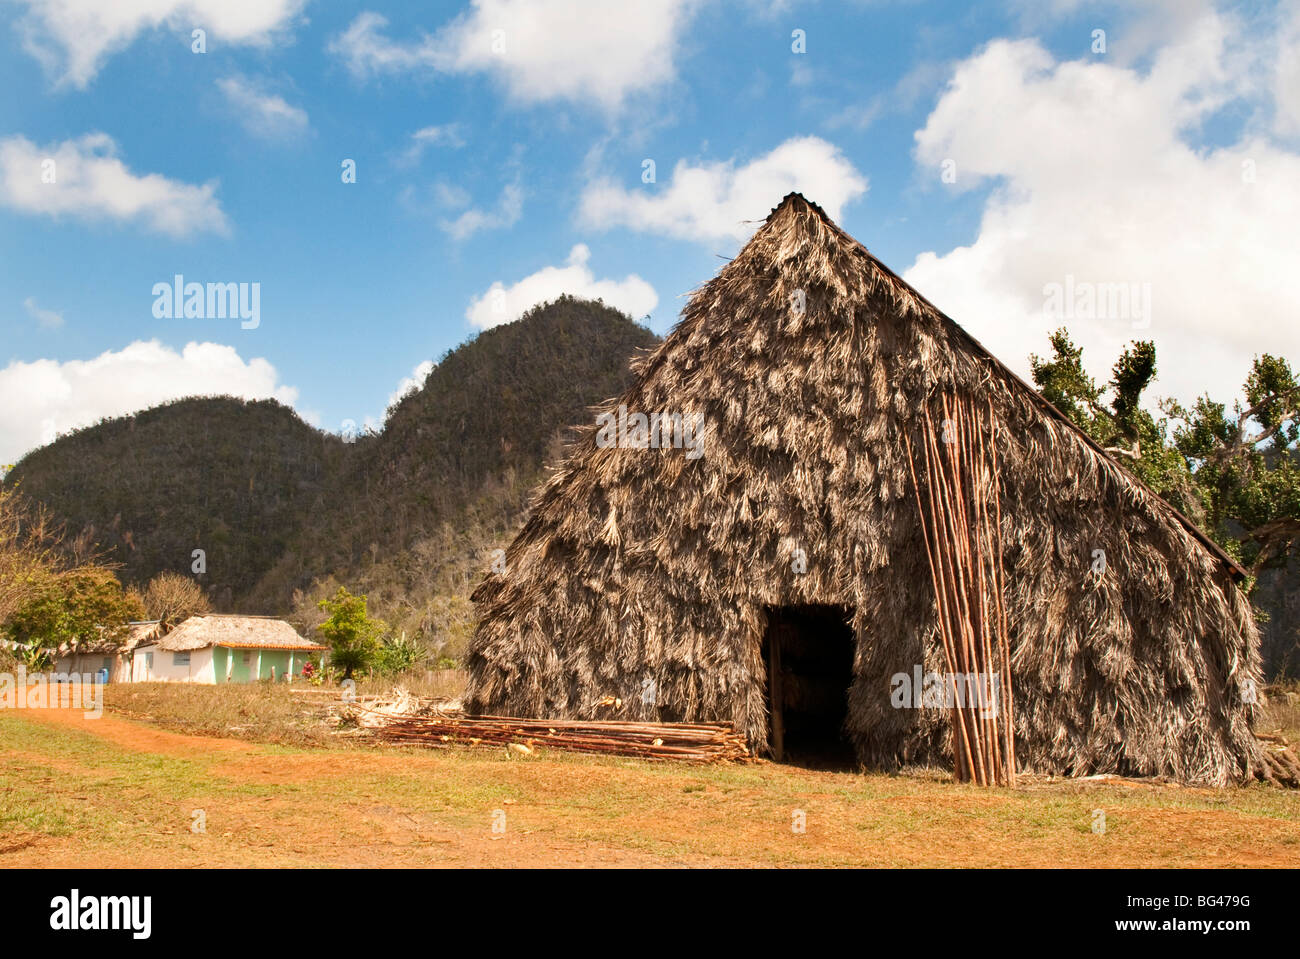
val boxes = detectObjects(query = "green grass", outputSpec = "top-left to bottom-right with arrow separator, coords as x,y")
4,691 -> 1300,866
1,717 -> 237,839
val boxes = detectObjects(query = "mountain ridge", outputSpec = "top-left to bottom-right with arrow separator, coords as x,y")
5,296 -> 661,655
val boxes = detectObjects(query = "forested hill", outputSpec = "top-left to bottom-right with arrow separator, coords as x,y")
6,297 -> 661,651
4,396 -> 346,607
245,295 -> 661,644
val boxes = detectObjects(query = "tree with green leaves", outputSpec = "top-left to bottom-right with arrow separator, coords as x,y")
5,566 -> 144,655
316,586 -> 386,680
1030,328 -> 1199,517
1162,354 -> 1300,576
1030,330 -> 1300,581
375,630 -> 424,675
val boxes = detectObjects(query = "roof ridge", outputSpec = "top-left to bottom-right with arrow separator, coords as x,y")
801,200 -> 1247,582
743,194 -> 1245,581
192,613 -> 285,620
767,191 -> 832,224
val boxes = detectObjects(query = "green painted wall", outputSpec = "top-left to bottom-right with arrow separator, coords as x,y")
208,647 -> 298,683
228,647 -> 252,683
258,650 -> 290,681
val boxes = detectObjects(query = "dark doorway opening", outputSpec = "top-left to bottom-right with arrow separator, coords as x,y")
763,604 -> 856,768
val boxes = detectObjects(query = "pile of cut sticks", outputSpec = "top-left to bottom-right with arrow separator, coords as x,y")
374,713 -> 752,763
905,392 -> 1017,787
1256,732 -> 1300,788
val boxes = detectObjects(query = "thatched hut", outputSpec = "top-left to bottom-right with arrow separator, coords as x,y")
467,193 -> 1261,785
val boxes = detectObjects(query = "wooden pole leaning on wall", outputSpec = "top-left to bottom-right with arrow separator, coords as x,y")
769,621 -> 785,762
905,392 -> 1016,787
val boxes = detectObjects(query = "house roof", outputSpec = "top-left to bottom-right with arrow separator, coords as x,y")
60,620 -> 162,656
141,615 -> 326,652
773,193 -> 1247,582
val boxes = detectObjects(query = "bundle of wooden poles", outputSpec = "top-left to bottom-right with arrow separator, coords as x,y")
373,713 -> 752,763
905,392 -> 1017,787
1256,732 -> 1300,788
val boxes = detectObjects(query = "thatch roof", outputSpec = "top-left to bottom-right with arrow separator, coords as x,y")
60,620 -> 162,656
145,615 -> 325,652
116,620 -> 163,651
466,192 -> 1261,786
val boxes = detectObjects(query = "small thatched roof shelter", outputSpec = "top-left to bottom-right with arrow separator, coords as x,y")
54,621 -> 163,683
115,620 -> 165,651
62,620 -> 163,656
145,615 -> 325,652
467,193 -> 1261,785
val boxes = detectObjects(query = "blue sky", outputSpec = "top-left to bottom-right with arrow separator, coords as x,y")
3,0 -> 1299,466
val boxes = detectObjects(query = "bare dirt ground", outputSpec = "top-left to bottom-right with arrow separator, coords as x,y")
3,706 -> 1299,867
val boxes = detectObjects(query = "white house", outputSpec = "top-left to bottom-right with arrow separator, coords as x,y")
132,614 -> 326,684
54,621 -> 162,683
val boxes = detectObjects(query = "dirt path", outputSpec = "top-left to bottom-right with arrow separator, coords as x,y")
12,702 -> 254,757
4,707 -> 1299,867
3,708 -> 682,867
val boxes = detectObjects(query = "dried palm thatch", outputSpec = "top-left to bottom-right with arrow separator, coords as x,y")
151,614 -> 326,652
467,193 -> 1261,786
62,620 -> 162,656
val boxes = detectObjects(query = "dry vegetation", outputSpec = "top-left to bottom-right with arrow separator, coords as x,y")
102,671 -> 466,747
1263,682 -> 1300,743
3,702 -> 1299,868
100,674 -> 1299,775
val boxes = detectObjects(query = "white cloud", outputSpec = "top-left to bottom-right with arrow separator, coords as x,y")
329,2 -> 699,111
466,244 -> 657,329
348,359 -> 439,434
903,14 -> 1300,407
579,136 -> 868,244
0,133 -> 228,237
23,297 -> 63,330
396,125 -> 465,167
1274,3 -> 1300,138
434,182 -> 471,208
390,359 -> 435,407
328,12 -> 422,75
217,76 -> 309,140
13,0 -> 307,89
0,340 -> 298,465
386,360 -> 435,413
827,100 -> 883,132
441,179 -> 523,240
